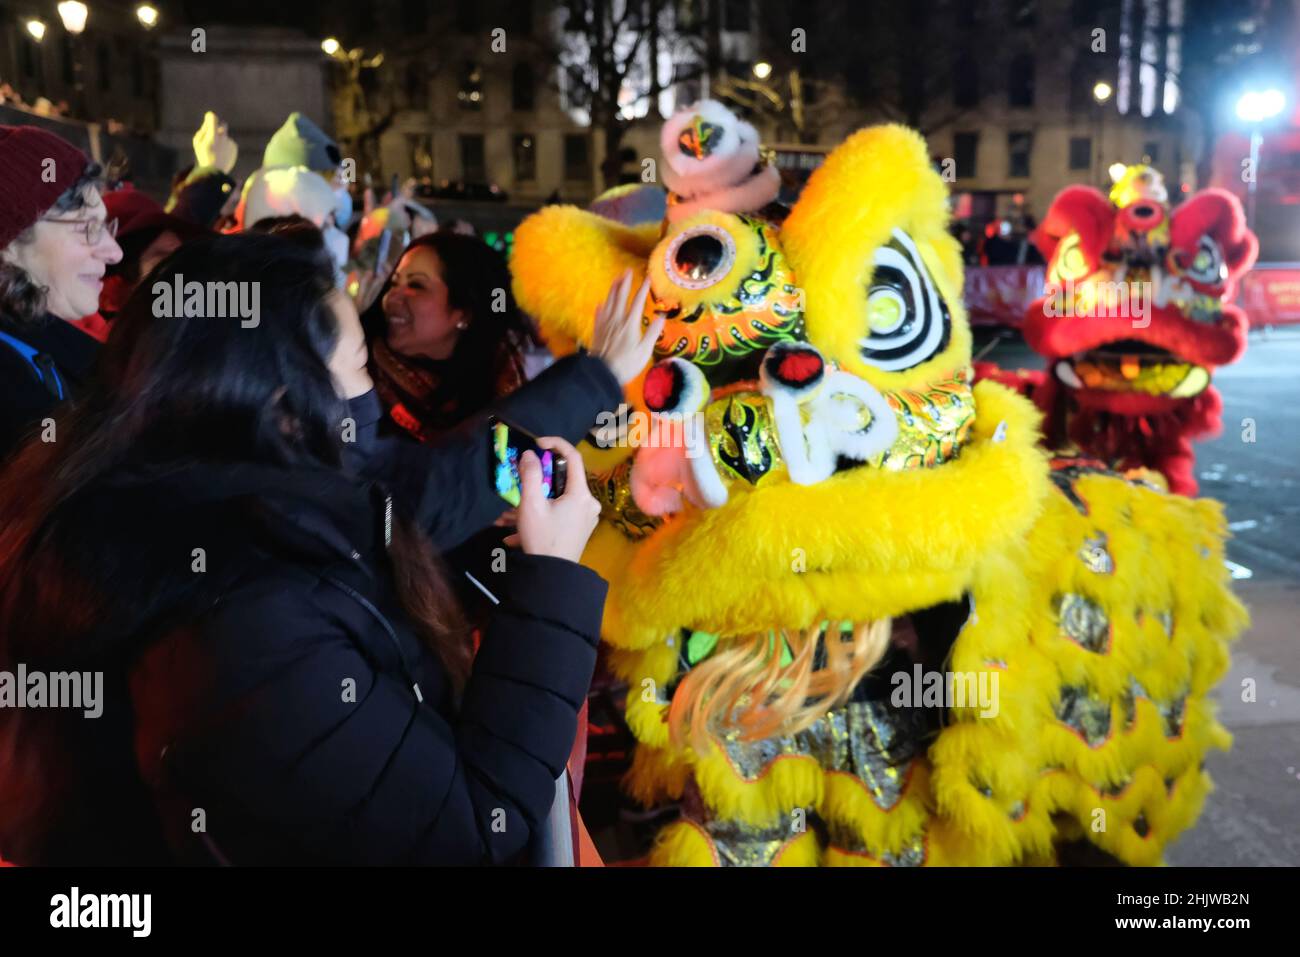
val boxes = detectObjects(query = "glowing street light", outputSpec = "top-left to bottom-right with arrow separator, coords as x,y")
56,1 -> 88,35
136,4 -> 159,29
1093,81 -> 1113,103
321,37 -> 341,57
1235,88 -> 1285,123
1236,87 -> 1287,227
753,61 -> 772,80
25,19 -> 46,41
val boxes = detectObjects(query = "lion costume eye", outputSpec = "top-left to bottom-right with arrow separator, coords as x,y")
1053,234 -> 1090,283
858,228 -> 952,372
1175,235 -> 1227,287
664,224 -> 736,290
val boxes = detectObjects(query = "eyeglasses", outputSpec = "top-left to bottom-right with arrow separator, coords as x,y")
42,216 -> 119,246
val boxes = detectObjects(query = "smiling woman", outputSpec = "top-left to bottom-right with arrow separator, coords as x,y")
365,232 -> 541,443
0,124 -> 123,456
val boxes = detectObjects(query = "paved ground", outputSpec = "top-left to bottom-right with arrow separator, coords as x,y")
980,326 -> 1300,866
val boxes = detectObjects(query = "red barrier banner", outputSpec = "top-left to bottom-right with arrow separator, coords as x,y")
964,265 -> 1300,329
1238,267 -> 1300,326
963,265 -> 1045,329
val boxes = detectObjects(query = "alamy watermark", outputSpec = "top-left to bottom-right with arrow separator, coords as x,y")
50,887 -> 150,937
0,664 -> 102,718
591,406 -> 707,457
890,665 -> 1000,719
151,274 -> 261,328
1044,278 -> 1152,327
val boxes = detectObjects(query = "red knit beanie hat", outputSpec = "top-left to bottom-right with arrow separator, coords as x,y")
0,125 -> 93,250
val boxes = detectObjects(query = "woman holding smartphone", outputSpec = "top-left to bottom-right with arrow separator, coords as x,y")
0,232 -> 655,865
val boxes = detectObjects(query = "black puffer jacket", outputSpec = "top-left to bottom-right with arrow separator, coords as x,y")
2,354 -> 622,866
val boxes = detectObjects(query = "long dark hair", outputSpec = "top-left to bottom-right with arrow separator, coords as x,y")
365,231 -> 540,423
0,233 -> 470,861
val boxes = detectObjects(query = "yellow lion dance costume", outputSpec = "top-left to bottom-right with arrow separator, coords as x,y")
512,104 -> 1246,866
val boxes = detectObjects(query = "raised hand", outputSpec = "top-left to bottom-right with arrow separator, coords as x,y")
590,269 -> 664,386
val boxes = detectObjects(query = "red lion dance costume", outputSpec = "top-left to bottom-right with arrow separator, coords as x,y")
1019,166 -> 1257,495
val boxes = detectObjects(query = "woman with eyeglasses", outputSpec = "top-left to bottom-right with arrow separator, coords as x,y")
0,125 -> 122,458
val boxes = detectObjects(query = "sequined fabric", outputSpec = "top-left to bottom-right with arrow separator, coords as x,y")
1079,532 -> 1115,575
588,457 -> 662,540
826,820 -> 929,866
1055,685 -> 1113,746
705,392 -> 786,486
835,701 -> 920,811
867,368 -> 977,471
680,780 -> 813,867
1055,592 -> 1111,653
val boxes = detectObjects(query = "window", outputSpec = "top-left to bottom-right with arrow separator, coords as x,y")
564,133 -> 591,181
458,62 -> 483,110
512,63 -> 535,111
1142,141 -> 1160,163
1069,65 -> 1095,111
954,132 -> 979,179
1008,53 -> 1034,107
405,61 -> 427,109
62,36 -> 75,85
723,0 -> 751,31
1069,136 -> 1092,170
460,134 -> 486,182
954,49 -> 980,108
455,0 -> 478,33
508,0 -> 534,34
132,51 -> 146,97
402,0 -> 427,33
20,37 -> 38,79
409,134 -> 433,175
1008,131 -> 1033,178
97,42 -> 111,91
514,134 -> 536,181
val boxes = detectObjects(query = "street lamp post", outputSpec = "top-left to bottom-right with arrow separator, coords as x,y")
1235,88 -> 1287,229
56,2 -> 88,119
1092,80 -> 1113,187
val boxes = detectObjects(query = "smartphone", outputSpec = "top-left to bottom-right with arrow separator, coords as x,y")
489,417 -> 567,507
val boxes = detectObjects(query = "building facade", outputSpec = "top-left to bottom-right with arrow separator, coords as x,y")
353,0 -> 756,205
927,0 -> 1193,229
0,0 -> 160,132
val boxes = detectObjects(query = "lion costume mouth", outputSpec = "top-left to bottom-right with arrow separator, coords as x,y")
1055,339 -> 1210,399
583,378 -> 1044,650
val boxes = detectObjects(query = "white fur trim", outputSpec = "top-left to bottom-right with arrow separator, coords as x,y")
661,100 -> 745,180
770,388 -> 837,486
661,144 -> 760,198
811,372 -> 899,461
686,432 -> 729,508
666,165 -> 782,222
